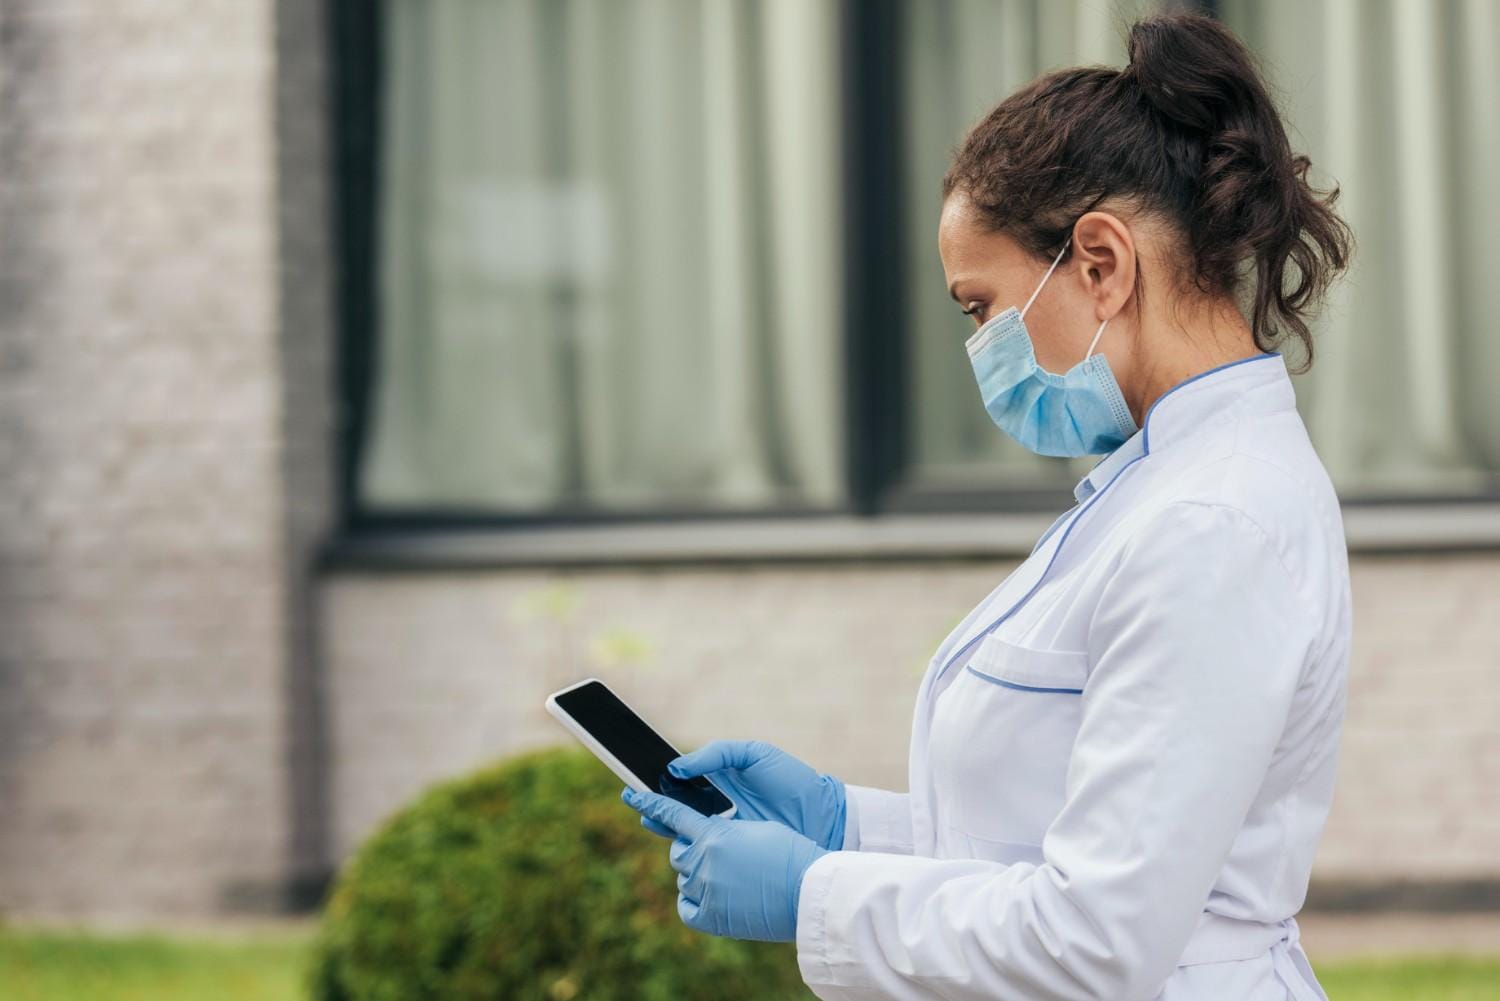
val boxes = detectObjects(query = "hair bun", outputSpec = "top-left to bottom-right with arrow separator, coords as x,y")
1125,12 -> 1259,135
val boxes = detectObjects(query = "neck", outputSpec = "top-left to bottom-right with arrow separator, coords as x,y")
1123,296 -> 1261,428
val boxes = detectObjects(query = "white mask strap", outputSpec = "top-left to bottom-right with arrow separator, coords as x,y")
1019,236 -> 1072,321
1085,317 -> 1109,357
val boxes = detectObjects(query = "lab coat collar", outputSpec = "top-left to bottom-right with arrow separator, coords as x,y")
1074,429 -> 1144,503
1074,352 -> 1292,503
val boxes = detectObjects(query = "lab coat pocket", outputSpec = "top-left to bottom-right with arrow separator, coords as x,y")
929,634 -> 1090,853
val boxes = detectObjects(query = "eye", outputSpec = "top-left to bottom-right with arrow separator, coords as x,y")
960,302 -> 988,323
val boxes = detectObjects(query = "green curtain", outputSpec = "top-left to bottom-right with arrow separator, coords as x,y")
362,0 -> 846,512
1220,0 -> 1500,498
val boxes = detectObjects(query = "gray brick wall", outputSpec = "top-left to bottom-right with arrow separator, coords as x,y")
321,555 -> 1500,890
0,0 -> 333,918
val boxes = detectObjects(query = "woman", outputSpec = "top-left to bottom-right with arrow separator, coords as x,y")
623,11 -> 1354,1000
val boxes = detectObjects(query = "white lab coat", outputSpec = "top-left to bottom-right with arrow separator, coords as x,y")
795,353 -> 1350,1001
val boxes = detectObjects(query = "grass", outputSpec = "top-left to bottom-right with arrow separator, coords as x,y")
1316,954 -> 1500,1000
0,928 -> 312,1001
0,927 -> 1497,1000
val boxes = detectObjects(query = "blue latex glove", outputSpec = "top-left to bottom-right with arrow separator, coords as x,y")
622,786 -> 828,942
643,740 -> 846,850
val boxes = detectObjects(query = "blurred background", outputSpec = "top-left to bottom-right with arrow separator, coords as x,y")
1,0 -> 1498,995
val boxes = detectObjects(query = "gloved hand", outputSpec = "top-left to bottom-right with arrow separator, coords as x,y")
644,740 -> 847,850
622,786 -> 828,942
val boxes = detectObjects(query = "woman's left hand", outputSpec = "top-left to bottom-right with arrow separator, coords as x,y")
622,787 -> 828,942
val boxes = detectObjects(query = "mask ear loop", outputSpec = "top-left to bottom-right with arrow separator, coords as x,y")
1085,317 -> 1109,358
1019,236 -> 1072,322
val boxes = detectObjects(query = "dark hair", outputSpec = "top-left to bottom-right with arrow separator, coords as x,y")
941,12 -> 1353,371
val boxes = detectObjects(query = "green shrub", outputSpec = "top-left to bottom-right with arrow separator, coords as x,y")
310,747 -> 814,1001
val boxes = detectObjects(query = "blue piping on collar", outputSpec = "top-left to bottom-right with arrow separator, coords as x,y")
1141,351 -> 1280,454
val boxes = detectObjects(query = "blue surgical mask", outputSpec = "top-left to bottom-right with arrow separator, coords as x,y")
965,236 -> 1138,457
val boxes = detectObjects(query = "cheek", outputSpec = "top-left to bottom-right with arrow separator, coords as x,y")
1025,301 -> 1090,372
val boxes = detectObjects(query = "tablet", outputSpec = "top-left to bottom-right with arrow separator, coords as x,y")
545,677 -> 737,818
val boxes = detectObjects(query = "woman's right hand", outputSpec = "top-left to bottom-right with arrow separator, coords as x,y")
644,739 -> 847,851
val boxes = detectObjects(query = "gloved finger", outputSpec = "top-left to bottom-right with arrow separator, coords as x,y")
668,739 -> 774,779
677,892 -> 705,932
640,814 -> 676,839
668,835 -> 703,877
621,788 -> 711,841
679,859 -> 707,903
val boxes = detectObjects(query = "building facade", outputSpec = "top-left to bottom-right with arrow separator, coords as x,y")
1,0 -> 1497,920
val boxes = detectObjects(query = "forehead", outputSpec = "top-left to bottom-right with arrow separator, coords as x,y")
937,191 -> 983,248
938,192 -> 1022,275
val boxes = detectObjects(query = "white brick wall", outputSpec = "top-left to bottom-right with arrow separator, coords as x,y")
321,556 -> 1500,889
1315,556 -> 1500,879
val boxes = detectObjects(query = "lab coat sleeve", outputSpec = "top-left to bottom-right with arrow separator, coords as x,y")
795,501 -> 1319,1000
842,785 -> 914,854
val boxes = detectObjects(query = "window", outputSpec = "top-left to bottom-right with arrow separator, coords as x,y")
335,0 -> 1500,532
348,0 -> 846,521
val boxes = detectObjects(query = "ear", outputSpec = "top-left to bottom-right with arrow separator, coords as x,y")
1068,211 -> 1136,323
